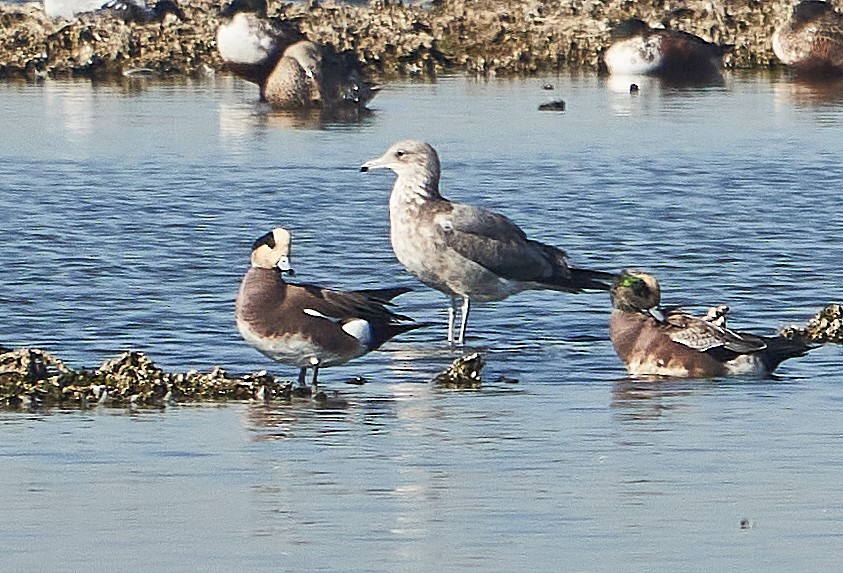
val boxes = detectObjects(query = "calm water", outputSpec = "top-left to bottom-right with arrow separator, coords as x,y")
1,72 -> 842,571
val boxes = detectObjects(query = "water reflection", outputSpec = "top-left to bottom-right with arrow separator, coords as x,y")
773,76 -> 843,108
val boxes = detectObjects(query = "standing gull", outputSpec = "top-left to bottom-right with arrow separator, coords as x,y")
235,228 -> 424,395
361,140 -> 615,345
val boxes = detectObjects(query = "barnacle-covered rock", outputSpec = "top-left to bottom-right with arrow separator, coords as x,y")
0,347 -> 291,409
780,303 -> 843,344
433,352 -> 483,388
0,0 -> 809,79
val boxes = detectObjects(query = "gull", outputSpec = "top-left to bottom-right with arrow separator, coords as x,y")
361,140 -> 616,345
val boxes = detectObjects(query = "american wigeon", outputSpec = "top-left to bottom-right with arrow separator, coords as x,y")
99,0 -> 185,23
609,271 -> 813,378
264,40 -> 378,110
216,0 -> 305,101
360,140 -> 616,345
235,228 -> 424,395
772,1 -> 843,77
604,18 -> 731,82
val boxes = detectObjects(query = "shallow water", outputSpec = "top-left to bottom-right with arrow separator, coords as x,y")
1,72 -> 842,571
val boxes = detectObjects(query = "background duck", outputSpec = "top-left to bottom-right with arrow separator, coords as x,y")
773,1 -> 843,77
216,0 -> 305,101
264,40 -> 378,110
361,140 -> 615,345
609,270 -> 815,378
98,0 -> 185,23
604,18 -> 731,83
235,228 -> 424,395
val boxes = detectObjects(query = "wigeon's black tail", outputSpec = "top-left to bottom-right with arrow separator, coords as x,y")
760,336 -> 814,372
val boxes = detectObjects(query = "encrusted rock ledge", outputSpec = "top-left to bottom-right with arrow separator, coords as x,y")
0,348 -> 289,409
0,0 -> 804,80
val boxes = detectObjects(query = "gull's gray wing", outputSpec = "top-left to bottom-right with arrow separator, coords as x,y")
432,201 -> 567,282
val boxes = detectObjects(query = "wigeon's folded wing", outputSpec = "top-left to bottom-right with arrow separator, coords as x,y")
664,312 -> 766,353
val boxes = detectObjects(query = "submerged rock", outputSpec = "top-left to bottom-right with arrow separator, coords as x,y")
433,352 -> 483,388
0,347 -> 291,409
780,303 -> 843,344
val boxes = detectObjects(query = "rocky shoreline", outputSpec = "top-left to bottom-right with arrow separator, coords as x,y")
0,0 -> 810,80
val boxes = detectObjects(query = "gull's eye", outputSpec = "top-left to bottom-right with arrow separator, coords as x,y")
395,150 -> 405,158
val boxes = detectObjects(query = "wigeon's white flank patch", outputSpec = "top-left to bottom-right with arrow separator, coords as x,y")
724,354 -> 767,377
341,319 -> 373,349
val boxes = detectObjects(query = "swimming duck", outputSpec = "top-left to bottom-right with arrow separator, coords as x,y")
361,140 -> 616,345
604,18 -> 731,82
772,1 -> 843,76
263,40 -> 378,110
609,271 -> 814,378
98,0 -> 185,23
216,0 -> 305,101
235,228 -> 424,395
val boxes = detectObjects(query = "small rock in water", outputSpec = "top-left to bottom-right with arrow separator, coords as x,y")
630,83 -> 640,93
433,353 -> 483,388
542,83 -> 554,90
538,99 -> 566,111
739,517 -> 753,529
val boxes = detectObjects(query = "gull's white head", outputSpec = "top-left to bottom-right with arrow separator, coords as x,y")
360,140 -> 441,185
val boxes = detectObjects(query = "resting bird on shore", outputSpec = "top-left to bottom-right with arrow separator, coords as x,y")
361,140 -> 616,345
235,228 -> 424,395
772,1 -> 843,77
216,0 -> 305,101
98,0 -> 185,23
604,18 -> 731,82
609,270 -> 814,378
42,0 -> 100,19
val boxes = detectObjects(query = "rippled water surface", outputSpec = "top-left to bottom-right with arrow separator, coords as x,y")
1,73 -> 842,571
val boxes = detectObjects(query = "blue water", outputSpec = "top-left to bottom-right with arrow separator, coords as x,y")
1,72 -> 842,571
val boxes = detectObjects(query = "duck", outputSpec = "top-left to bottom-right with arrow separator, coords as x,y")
216,0 -> 305,101
772,1 -> 843,77
604,18 -> 731,82
235,227 -> 424,395
98,0 -> 185,23
263,40 -> 379,110
360,140 -> 616,345
609,270 -> 814,378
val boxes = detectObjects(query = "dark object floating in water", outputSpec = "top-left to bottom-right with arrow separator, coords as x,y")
739,517 -> 753,529
433,353 -> 483,388
538,99 -> 566,111
0,348 -> 291,409
542,83 -> 554,90
779,303 -> 843,343
345,375 -> 368,385
630,83 -> 640,93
